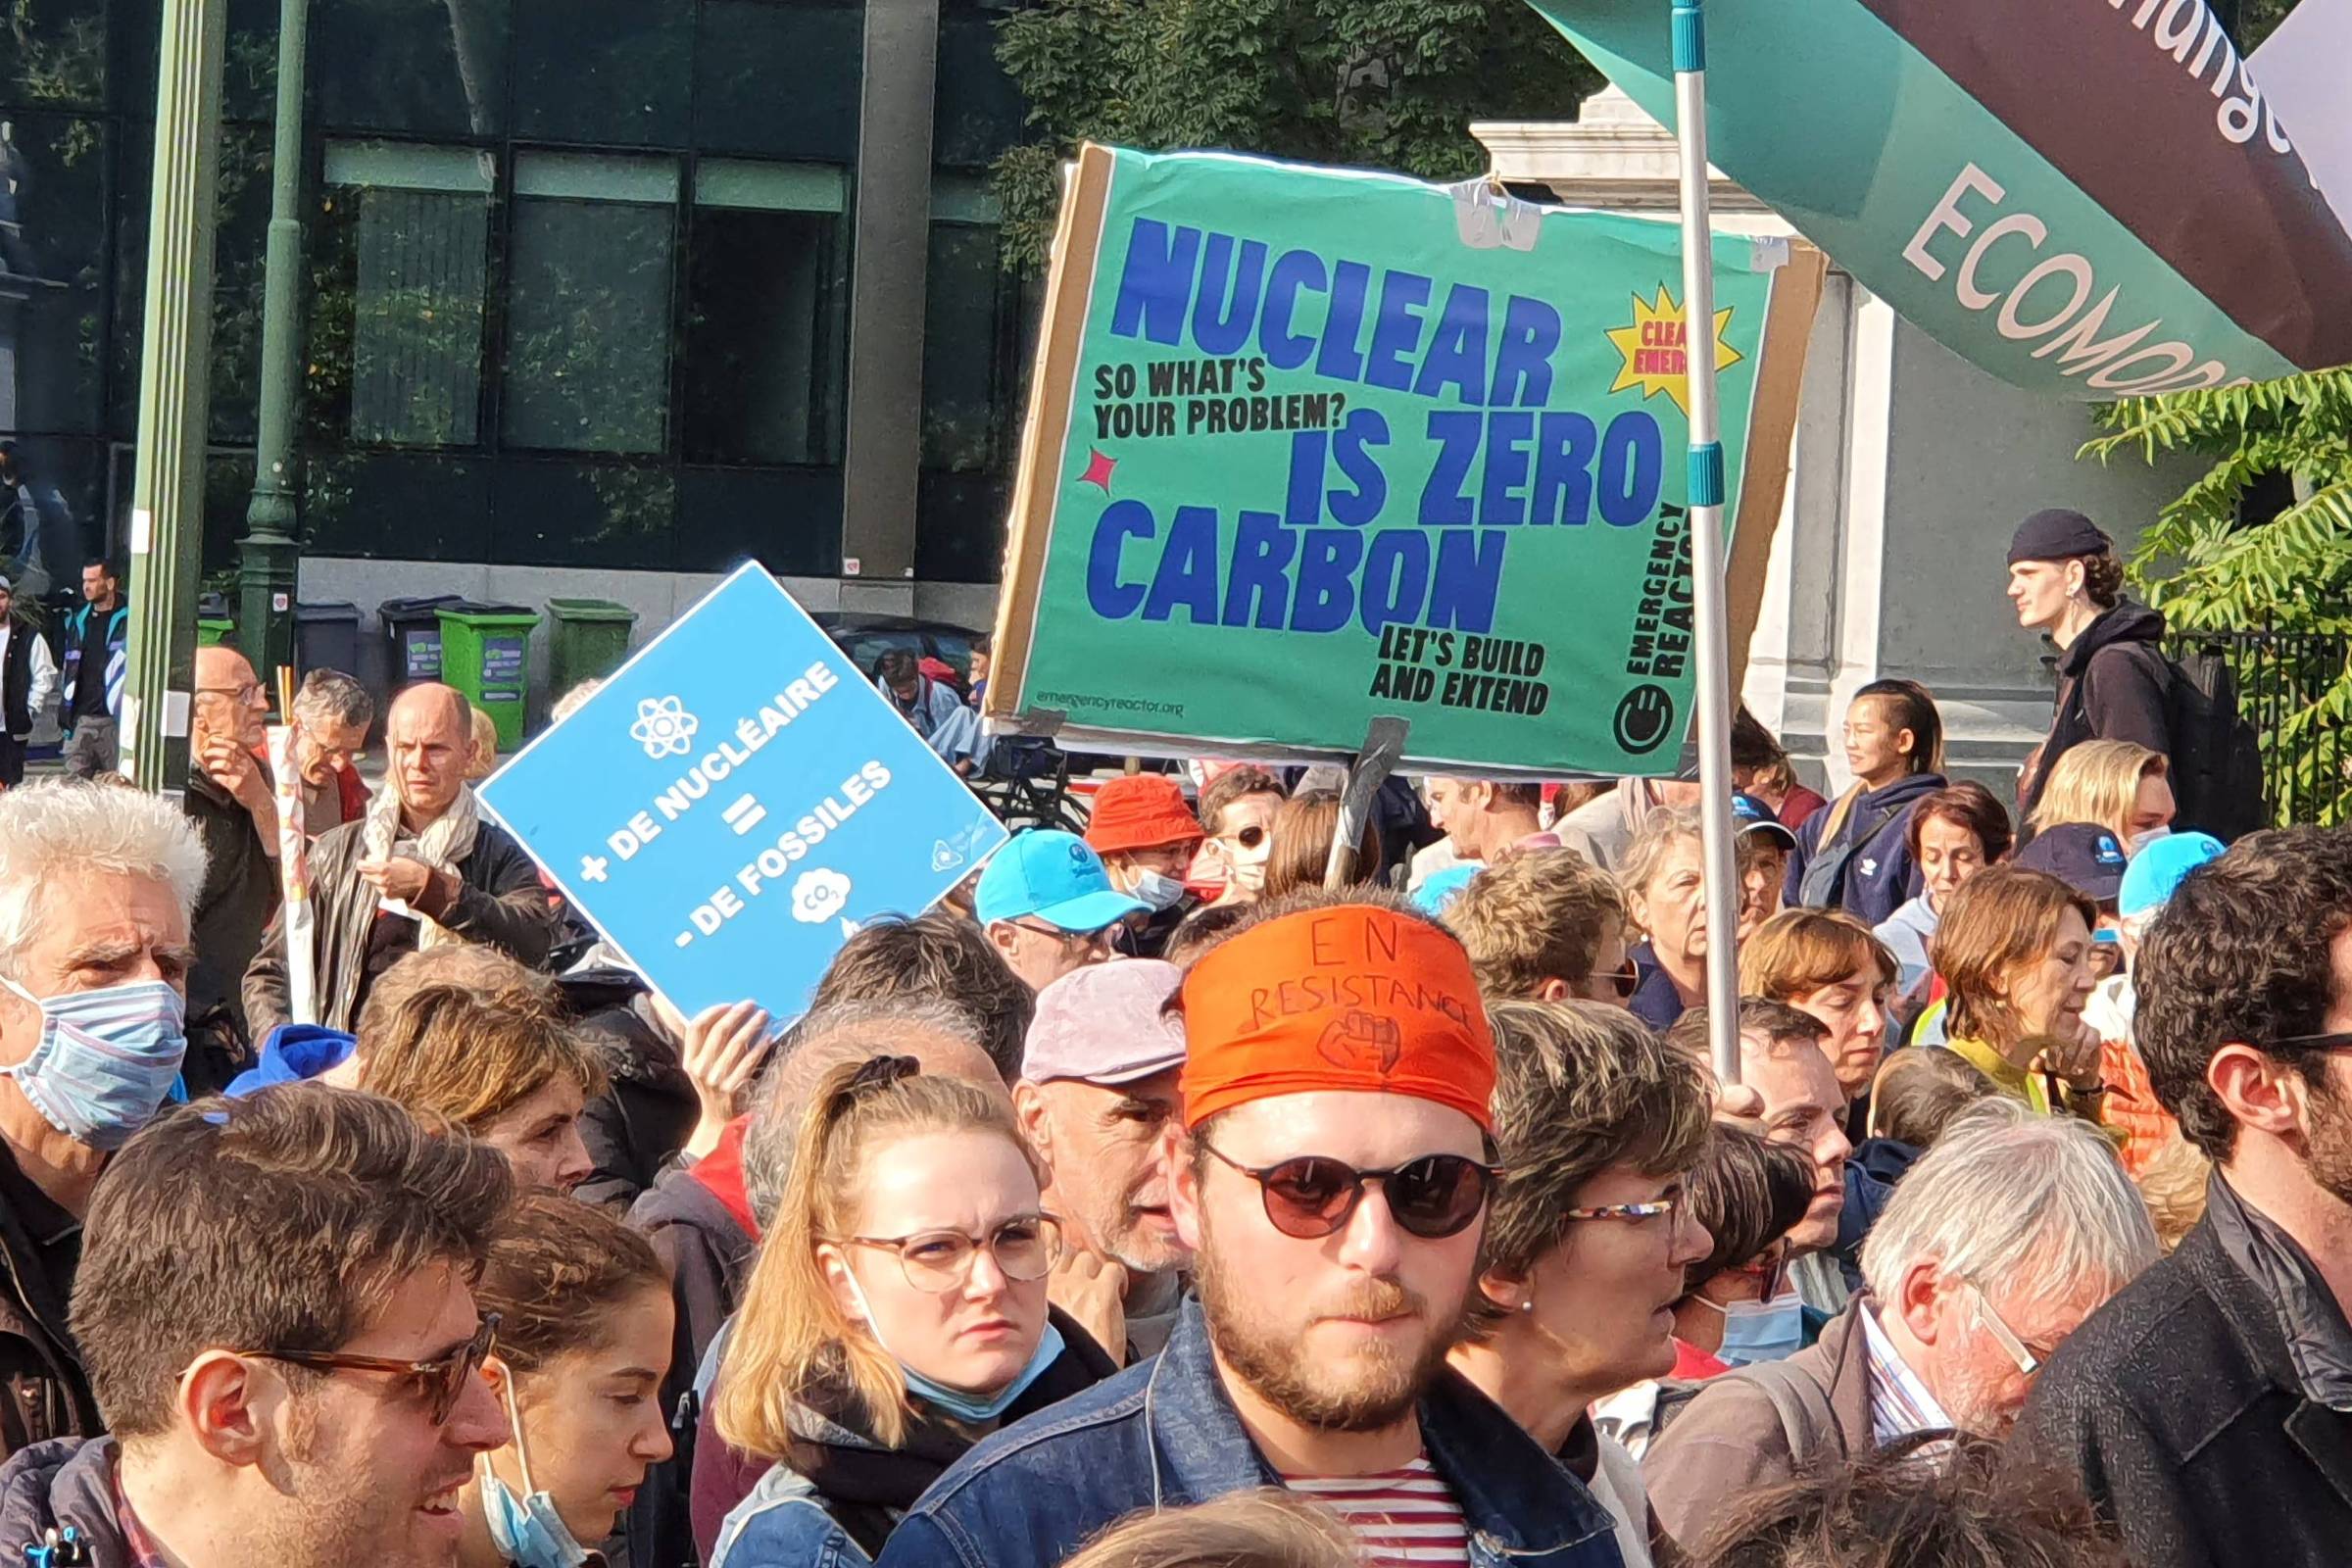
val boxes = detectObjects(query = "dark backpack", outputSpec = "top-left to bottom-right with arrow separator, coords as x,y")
2165,644 -> 2265,843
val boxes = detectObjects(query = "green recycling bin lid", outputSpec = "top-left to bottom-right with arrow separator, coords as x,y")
545,598 -> 638,623
436,601 -> 540,627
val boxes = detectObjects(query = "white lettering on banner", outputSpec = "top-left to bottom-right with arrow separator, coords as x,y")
2107,0 -> 2293,155
1901,164 -> 2255,395
603,660 -> 841,853
674,760 -> 895,948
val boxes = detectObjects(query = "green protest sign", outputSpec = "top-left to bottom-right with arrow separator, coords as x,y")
987,145 -> 1825,777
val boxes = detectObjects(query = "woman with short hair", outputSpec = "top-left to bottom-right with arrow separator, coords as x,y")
1740,909 -> 1900,1135
1873,782 -> 2013,1003
1619,807 -> 1708,1031
2027,739 -> 2176,853
1930,866 -> 2108,1125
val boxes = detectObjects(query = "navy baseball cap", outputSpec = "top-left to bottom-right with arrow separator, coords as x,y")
1732,792 -> 1798,849
974,830 -> 1148,933
2016,823 -> 2131,904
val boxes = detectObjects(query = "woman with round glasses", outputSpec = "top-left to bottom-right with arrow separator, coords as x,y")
705,1055 -> 1114,1567
1446,1001 -> 1717,1568
457,1193 -> 675,1568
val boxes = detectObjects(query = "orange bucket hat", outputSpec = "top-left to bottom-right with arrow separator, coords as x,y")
1178,905 -> 1495,1132
1085,774 -> 1204,857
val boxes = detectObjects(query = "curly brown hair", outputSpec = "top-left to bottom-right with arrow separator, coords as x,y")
1447,847 -> 1624,1001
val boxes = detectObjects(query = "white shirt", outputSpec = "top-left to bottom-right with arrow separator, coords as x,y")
0,619 -> 59,737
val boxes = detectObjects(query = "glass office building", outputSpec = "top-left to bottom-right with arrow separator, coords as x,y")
0,0 -> 1033,607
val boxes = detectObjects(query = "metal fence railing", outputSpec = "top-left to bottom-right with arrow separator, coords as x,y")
2167,622 -> 2352,828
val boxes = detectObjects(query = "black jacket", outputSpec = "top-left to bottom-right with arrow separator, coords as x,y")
182,772 -> 277,1093
2013,1203 -> 2352,1567
2023,601 -> 2172,822
242,812 -> 557,1036
0,1147 -> 98,1462
1783,770 -> 1947,923
0,1439 -> 128,1568
562,967 -> 698,1211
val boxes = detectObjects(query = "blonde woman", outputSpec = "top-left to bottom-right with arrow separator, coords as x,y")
704,1057 -> 1112,1566
2027,739 -> 2175,854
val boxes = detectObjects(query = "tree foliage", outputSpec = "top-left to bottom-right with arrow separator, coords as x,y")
989,0 -> 1601,268
2081,367 -> 2352,823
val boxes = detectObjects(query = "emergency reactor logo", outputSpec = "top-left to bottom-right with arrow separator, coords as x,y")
1078,216 -> 1671,659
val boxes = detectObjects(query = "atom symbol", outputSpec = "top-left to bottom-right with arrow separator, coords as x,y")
631,695 -> 699,760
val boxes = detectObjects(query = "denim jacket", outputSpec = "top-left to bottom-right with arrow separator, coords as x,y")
873,1298 -> 1626,1568
711,1459 -> 871,1568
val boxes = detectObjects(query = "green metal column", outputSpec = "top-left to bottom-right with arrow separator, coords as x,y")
238,0 -> 311,688
122,0 -> 227,790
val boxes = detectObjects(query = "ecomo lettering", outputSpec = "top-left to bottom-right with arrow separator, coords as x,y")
1903,164 -> 2254,394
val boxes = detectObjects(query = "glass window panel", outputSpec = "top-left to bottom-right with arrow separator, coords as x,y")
314,0 -> 511,138
0,114 -> 110,438
681,162 -> 848,466
4,0 -> 107,110
301,450 -> 491,561
511,0 -> 691,147
0,434 -> 106,598
933,4 -> 1025,170
490,459 -> 674,568
695,1 -> 862,163
208,124 -> 274,444
677,464 -> 841,576
915,467 -> 1009,585
501,153 -> 676,455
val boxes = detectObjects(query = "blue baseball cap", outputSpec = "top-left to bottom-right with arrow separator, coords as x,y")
2118,831 -> 2227,919
1732,792 -> 1798,849
1413,863 -> 1481,914
2016,822 -> 2131,904
975,830 -> 1149,933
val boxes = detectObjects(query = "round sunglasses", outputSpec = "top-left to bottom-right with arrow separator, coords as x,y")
1199,1141 -> 1498,1240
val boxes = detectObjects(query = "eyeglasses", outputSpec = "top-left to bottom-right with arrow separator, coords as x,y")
1199,1142 -> 1498,1241
1562,1193 -> 1701,1238
238,1314 -> 500,1425
1967,1283 -> 2041,1377
195,682 -> 263,706
1589,958 -> 1642,1001
2266,1030 -> 2352,1052
846,1215 -> 1063,1293
1013,918 -> 1112,948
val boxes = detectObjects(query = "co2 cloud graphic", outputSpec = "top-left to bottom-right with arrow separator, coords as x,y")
792,867 -> 853,924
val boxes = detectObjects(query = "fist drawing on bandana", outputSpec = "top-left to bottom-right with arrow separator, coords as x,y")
1316,1009 -> 1402,1075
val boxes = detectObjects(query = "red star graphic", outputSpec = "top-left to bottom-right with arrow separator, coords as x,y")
1079,448 -> 1118,492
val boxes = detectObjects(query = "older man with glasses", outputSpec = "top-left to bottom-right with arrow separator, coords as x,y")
972,830 -> 1146,994
877,888 -> 1625,1568
184,645 -> 281,1092
1642,1099 -> 2156,1556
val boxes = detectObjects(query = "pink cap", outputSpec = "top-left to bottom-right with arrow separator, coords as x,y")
1020,959 -> 1188,1086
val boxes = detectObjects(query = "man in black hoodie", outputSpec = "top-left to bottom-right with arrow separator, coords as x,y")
2006,508 -> 2172,826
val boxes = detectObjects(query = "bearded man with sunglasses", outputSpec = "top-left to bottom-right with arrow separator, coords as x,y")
0,1086 -> 514,1568
878,889 -> 1625,1568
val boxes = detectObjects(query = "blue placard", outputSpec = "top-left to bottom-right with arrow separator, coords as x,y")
477,564 -> 1008,1021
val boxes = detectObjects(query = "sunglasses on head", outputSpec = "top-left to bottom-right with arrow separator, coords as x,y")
1199,1142 -> 1498,1240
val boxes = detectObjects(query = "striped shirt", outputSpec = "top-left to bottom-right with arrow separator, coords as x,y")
1287,1457 -> 1471,1567
1859,1298 -> 1954,1446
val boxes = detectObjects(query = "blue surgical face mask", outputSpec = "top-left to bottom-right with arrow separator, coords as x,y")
0,975 -> 186,1151
845,1272 -> 1065,1424
478,1364 -> 598,1568
1129,869 -> 1187,912
1697,1290 -> 1805,1366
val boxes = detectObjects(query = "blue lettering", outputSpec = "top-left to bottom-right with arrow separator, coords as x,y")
1492,295 -> 1561,407
1531,412 -> 1597,525
1141,506 -> 1221,624
1597,411 -> 1665,526
1191,233 -> 1269,357
1108,220 -> 1200,347
1222,511 -> 1296,628
1314,261 -> 1372,382
1358,531 -> 1432,635
1427,529 -> 1507,632
1420,413 -> 1481,526
1410,284 -> 1491,405
1364,270 -> 1434,392
1478,411 -> 1535,526
1285,430 -> 1327,526
1294,530 -> 1364,633
1261,250 -> 1327,371
1086,500 -> 1154,617
1328,410 -> 1390,528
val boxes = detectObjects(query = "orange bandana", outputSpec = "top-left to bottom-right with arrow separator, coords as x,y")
1179,906 -> 1495,1131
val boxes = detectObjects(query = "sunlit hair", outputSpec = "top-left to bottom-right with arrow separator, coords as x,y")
2028,739 -> 2168,841
1932,866 -> 2097,1051
2133,1134 -> 2211,1255
358,949 -> 609,1130
713,1059 -> 1040,1457
475,1193 -> 666,1376
292,667 -> 373,730
1061,1490 -> 1358,1568
1739,908 -> 1897,1001
1617,804 -> 1704,913
1198,765 -> 1287,837
0,780 -> 206,976
1905,781 -> 2014,866
1261,791 -> 1378,897
1448,847 -> 1624,1001
1682,1125 -> 1816,1296
1866,1046 -> 1996,1149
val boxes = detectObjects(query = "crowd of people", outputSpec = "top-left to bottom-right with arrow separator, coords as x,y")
0,508 -> 2328,1568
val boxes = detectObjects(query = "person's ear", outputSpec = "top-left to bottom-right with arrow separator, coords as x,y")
1895,1259 -> 1950,1348
1168,1127 -> 1206,1251
2210,1043 -> 2309,1145
1896,727 -> 1917,762
2063,558 -> 2087,600
1533,976 -> 1574,1004
1476,1267 -> 1533,1314
817,1242 -> 869,1327
1012,1080 -> 1055,1173
984,921 -> 1020,962
179,1351 -> 271,1469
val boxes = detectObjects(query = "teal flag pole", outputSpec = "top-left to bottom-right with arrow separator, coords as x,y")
1670,0 -> 1743,1086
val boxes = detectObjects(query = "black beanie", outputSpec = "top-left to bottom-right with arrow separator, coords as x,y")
2008,509 -> 2113,564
